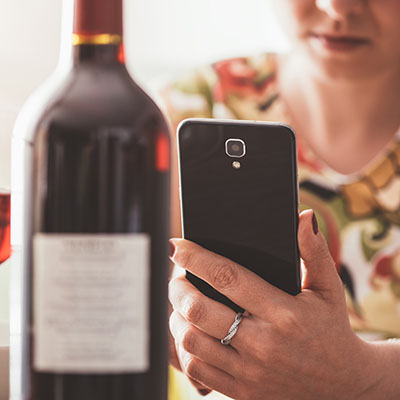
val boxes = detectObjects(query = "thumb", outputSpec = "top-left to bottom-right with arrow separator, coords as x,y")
298,209 -> 341,295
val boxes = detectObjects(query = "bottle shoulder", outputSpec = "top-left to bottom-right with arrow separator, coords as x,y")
49,64 -> 162,119
29,65 -> 169,143
13,69 -> 72,144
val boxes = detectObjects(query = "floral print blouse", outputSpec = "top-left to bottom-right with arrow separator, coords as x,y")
162,54 -> 400,400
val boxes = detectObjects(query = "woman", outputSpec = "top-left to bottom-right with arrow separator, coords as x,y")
163,0 -> 400,398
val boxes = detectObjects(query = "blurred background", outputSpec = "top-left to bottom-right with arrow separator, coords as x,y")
0,0 -> 288,320
0,0 -> 288,188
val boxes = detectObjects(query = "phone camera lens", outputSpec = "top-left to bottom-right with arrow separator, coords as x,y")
225,139 -> 246,158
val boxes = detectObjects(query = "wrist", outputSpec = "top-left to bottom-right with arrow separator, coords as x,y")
353,338 -> 400,399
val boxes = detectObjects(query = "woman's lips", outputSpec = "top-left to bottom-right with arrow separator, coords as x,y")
309,33 -> 370,52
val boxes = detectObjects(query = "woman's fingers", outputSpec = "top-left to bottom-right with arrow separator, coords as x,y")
170,209 -> 342,322
170,309 -> 240,375
298,210 -> 343,296
167,210 -> 359,400
169,239 -> 296,321
177,346 -> 238,399
169,277 -> 212,396
168,301 -> 183,371
176,340 -> 212,396
169,275 -> 260,348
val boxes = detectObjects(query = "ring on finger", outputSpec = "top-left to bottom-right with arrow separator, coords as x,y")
221,311 -> 248,345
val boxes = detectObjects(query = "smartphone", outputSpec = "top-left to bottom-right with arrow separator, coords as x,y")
177,118 -> 301,312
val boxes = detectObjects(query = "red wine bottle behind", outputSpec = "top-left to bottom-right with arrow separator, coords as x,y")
20,0 -> 170,399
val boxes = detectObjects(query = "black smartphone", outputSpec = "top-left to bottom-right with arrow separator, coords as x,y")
177,118 -> 301,312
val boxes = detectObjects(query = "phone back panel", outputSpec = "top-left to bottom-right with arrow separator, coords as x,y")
178,119 -> 301,311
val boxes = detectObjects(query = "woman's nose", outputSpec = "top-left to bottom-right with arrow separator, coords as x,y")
315,0 -> 364,20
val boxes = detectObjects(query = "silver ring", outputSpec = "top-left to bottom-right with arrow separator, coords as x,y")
221,311 -> 247,345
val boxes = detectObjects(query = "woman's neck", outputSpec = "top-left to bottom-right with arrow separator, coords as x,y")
278,51 -> 400,175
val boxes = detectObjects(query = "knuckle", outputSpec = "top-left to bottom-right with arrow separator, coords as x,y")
312,240 -> 333,265
183,296 -> 206,325
252,341 -> 270,365
248,338 -> 269,364
169,341 -> 181,371
177,246 -> 195,270
184,356 -> 202,380
276,309 -> 300,333
168,310 -> 179,338
168,278 -> 183,307
317,249 -> 333,266
168,278 -> 177,297
209,261 -> 239,290
181,327 -> 198,353
169,334 -> 177,354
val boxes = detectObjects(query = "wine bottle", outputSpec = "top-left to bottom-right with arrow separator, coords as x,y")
15,0 -> 170,399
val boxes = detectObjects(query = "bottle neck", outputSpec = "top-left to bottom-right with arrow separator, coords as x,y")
72,0 -> 125,65
72,37 -> 125,65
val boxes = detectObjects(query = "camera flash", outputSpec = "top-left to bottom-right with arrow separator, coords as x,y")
232,161 -> 241,169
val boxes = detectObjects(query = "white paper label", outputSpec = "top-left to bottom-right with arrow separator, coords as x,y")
33,233 -> 150,373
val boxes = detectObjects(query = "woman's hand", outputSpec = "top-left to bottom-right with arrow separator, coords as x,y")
168,210 -> 385,400
169,295 -> 212,396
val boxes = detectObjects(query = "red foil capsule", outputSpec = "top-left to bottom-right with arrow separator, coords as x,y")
74,0 -> 123,36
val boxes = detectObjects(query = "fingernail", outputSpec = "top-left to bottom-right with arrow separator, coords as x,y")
312,211 -> 319,235
198,389 -> 211,396
169,239 -> 176,259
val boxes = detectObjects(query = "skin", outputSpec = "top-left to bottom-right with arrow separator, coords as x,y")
275,0 -> 400,174
168,0 -> 400,398
169,212 -> 400,399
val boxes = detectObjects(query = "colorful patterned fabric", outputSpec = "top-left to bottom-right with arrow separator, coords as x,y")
162,54 -> 400,400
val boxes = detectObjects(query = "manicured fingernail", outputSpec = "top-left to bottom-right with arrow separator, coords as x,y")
198,389 -> 211,396
312,211 -> 319,235
169,239 -> 176,259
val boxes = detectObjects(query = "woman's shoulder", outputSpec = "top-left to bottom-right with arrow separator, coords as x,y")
161,53 -> 288,127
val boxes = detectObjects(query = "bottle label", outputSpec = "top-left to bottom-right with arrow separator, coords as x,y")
33,233 -> 150,373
